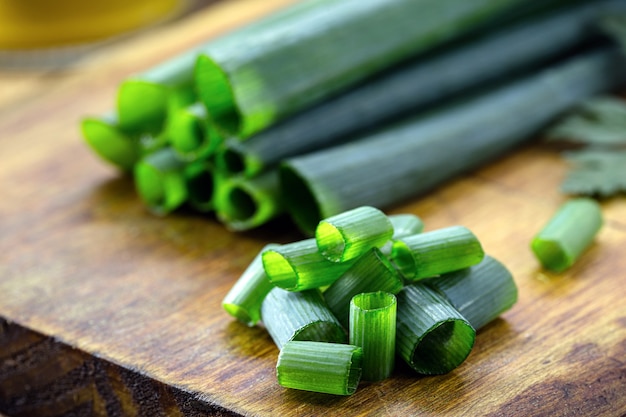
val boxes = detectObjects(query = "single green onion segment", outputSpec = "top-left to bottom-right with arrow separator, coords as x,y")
276,341 -> 363,396
215,170 -> 283,232
133,148 -> 187,215
81,114 -> 141,172
261,288 -> 346,349
116,80 -> 168,135
184,161 -> 216,213
222,244 -> 277,327
323,248 -> 403,328
380,214 -> 425,255
531,198 -> 603,273
396,284 -> 475,375
316,206 -> 393,262
195,0 -> 533,138
391,226 -> 484,281
215,139 -> 264,178
168,103 -> 223,161
349,292 -> 397,382
262,238 -> 355,291
424,255 -> 518,330
279,47 -> 626,235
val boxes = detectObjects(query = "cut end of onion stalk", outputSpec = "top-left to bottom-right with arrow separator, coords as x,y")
133,149 -> 187,215
195,54 -> 242,137
184,162 -> 215,212
216,140 -> 265,178
117,79 -> 170,134
81,115 -> 140,172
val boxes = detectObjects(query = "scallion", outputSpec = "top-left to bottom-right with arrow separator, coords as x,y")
349,292 -> 397,382
396,283 -> 475,375
261,288 -> 346,349
276,341 -> 362,395
315,206 -> 393,262
81,113 -> 141,172
168,103 -> 223,161
280,46 -> 626,234
184,160 -> 216,213
222,244 -> 277,326
391,226 -> 484,281
531,198 -> 603,272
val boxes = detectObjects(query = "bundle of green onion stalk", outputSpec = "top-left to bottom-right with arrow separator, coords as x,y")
222,206 -> 518,395
81,0 -> 626,233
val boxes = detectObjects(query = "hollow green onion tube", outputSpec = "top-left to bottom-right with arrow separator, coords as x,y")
195,0 -> 534,138
349,292 -> 397,382
168,103 -> 223,161
391,226 -> 484,281
381,213 -> 425,256
323,248 -> 403,328
531,198 -> 603,273
396,284 -> 475,375
212,0 -> 626,177
81,113 -> 141,172
262,238 -> 355,291
215,170 -> 283,231
184,160 -> 216,213
117,48 -> 199,135
222,244 -> 277,327
424,255 -> 518,330
280,46 -> 626,234
133,147 -> 187,215
316,206 -> 393,262
261,288 -> 346,349
276,341 -> 362,396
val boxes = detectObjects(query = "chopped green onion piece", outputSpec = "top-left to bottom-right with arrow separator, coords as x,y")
222,244 -> 277,326
316,206 -> 393,262
262,238 -> 354,291
81,113 -> 141,172
349,292 -> 397,382
133,147 -> 187,215
391,226 -> 484,280
276,341 -> 362,396
168,103 -> 223,160
425,255 -> 518,330
261,288 -> 346,349
396,284 -> 475,375
381,213 -> 425,255
184,161 -> 216,213
215,170 -> 283,231
324,248 -> 403,327
531,198 -> 603,272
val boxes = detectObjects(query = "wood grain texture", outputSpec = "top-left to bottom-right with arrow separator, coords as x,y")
1,0 -> 625,416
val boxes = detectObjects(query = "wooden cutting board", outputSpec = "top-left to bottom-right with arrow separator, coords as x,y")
1,1 -> 625,415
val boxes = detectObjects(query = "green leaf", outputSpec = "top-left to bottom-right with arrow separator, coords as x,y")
561,149 -> 626,197
547,96 -> 626,146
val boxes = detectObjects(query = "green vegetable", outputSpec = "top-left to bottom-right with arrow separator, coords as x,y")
133,147 -> 187,215
391,226 -> 484,281
560,149 -> 626,197
222,244 -> 277,326
349,292 -> 397,382
81,113 -> 141,172
195,0 -> 534,138
215,170 -> 284,231
184,160 -> 216,213
315,206 -> 393,262
213,0 -> 623,177
424,255 -> 518,330
261,288 -> 346,349
396,284 -> 475,375
262,238 -> 355,291
168,103 -> 223,160
280,46 -> 626,234
381,213 -> 425,255
323,248 -> 403,328
531,198 -> 603,272
276,341 -> 362,395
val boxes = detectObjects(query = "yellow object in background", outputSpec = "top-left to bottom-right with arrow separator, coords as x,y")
0,0 -> 181,49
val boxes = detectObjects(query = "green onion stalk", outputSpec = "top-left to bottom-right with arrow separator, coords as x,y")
214,0 -> 626,177
280,46 -> 626,234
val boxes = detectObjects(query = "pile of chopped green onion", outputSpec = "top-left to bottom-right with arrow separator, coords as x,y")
80,0 -> 626,234
223,206 -> 518,395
